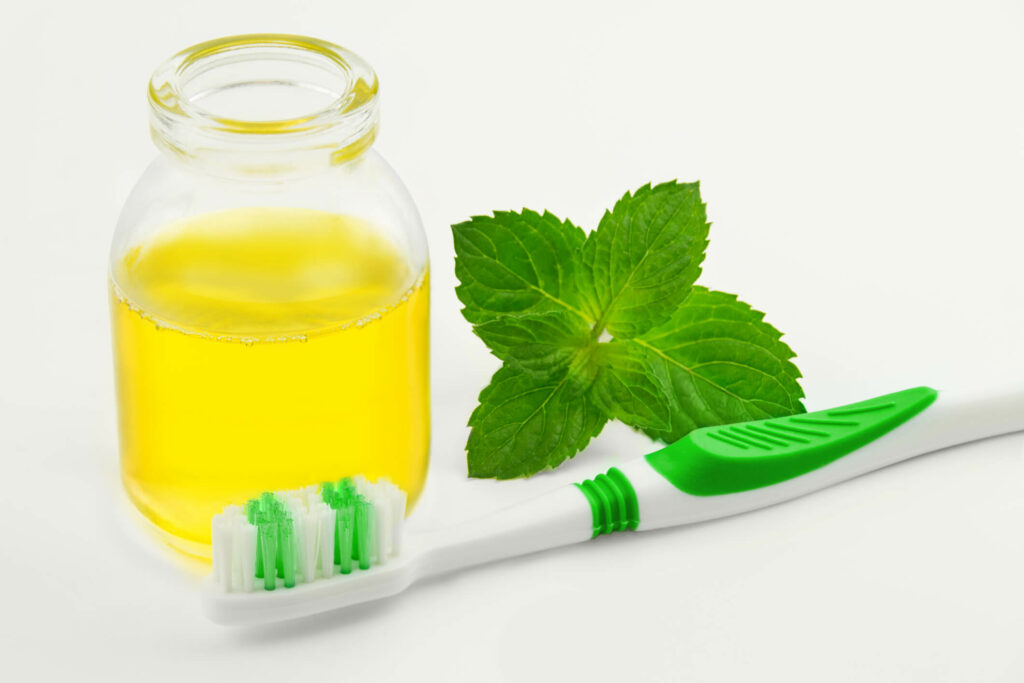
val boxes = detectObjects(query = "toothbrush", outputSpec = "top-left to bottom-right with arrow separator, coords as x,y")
203,385 -> 1024,625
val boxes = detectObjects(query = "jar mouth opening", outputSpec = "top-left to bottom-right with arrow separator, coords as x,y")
148,34 -> 379,171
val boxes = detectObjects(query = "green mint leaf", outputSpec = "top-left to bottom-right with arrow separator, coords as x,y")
453,210 -> 590,325
466,364 -> 607,479
590,341 -> 672,432
579,181 -> 709,339
621,287 -> 805,443
473,312 -> 591,376
454,182 -> 805,480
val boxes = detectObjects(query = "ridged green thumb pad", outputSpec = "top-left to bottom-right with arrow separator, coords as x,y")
646,386 -> 938,496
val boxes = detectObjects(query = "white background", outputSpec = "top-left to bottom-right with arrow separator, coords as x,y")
2,1 -> 1023,680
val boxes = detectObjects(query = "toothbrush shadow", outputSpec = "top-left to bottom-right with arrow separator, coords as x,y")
222,531 -> 651,645
225,594 -> 403,645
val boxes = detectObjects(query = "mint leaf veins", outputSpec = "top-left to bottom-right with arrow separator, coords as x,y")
453,181 -> 805,479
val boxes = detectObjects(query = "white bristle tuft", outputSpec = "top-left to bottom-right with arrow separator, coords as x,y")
239,523 -> 256,592
352,474 -> 368,496
301,512 -> 319,583
390,485 -> 407,556
366,500 -> 379,563
319,506 -> 336,578
372,489 -> 390,563
211,505 -> 257,593
211,513 -> 228,588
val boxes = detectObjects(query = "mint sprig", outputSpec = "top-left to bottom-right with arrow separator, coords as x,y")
454,181 -> 805,479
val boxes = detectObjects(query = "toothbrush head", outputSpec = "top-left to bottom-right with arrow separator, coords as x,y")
210,476 -> 407,595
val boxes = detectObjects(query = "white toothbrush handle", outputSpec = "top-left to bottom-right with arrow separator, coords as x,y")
620,385 -> 1024,531
416,485 -> 594,578
422,385 -> 1024,577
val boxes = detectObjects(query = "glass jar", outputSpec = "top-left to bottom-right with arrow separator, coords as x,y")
109,35 -> 430,558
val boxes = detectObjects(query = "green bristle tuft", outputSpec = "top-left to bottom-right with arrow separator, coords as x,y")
338,506 -> 354,574
322,485 -> 342,565
244,492 -> 300,590
354,498 -> 372,570
251,497 -> 265,579
259,520 -> 278,591
320,479 -> 370,574
275,517 -> 285,578
280,520 -> 296,588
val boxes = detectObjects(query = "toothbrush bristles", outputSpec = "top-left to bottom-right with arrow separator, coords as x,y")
211,477 -> 407,592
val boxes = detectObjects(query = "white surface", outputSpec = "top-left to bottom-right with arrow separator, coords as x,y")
2,0 -> 1023,680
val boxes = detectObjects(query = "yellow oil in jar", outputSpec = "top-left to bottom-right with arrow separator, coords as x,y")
110,207 -> 429,557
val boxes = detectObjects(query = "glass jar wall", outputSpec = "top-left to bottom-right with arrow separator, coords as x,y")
109,35 -> 429,558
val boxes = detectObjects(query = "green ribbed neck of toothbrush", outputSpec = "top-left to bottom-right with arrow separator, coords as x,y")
576,467 -> 640,538
645,386 -> 938,496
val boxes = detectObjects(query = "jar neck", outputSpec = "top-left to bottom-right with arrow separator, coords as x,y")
148,34 -> 379,180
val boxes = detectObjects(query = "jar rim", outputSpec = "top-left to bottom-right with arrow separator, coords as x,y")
148,34 -> 380,174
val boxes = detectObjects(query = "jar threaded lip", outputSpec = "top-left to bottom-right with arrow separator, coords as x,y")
148,34 -> 379,174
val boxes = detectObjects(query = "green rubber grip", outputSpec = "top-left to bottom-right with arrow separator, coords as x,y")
645,386 -> 938,496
